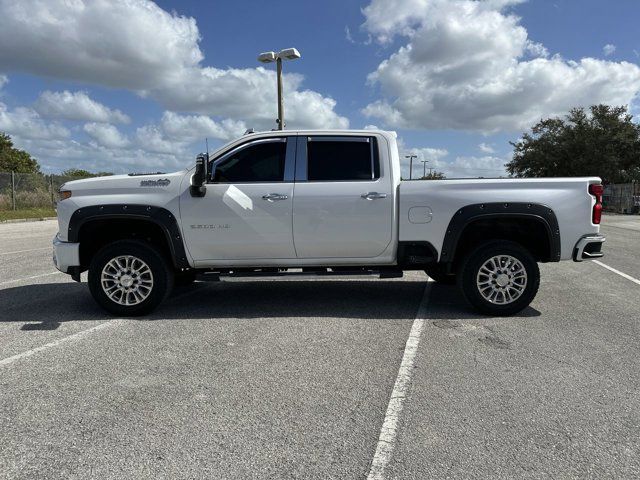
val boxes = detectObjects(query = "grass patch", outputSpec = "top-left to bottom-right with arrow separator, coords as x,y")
0,208 -> 57,222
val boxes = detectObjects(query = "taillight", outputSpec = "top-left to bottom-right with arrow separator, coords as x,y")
589,184 -> 603,224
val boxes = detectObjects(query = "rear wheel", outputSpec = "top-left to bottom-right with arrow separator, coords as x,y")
458,240 -> 540,316
88,240 -> 173,316
424,264 -> 456,284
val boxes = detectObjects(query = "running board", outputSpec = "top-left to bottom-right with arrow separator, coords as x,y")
195,268 -> 403,282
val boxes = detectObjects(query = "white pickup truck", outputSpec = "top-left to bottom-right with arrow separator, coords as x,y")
53,129 -> 605,316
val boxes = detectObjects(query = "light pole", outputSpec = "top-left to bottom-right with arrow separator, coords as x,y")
405,154 -> 417,180
258,48 -> 301,130
421,160 -> 429,178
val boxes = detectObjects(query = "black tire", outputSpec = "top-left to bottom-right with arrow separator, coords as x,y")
424,264 -> 456,284
174,270 -> 197,287
457,240 -> 540,316
88,240 -> 174,316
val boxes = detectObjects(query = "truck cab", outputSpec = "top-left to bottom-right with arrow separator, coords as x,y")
180,130 -> 399,266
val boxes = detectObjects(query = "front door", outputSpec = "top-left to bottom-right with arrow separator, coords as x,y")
180,136 -> 297,263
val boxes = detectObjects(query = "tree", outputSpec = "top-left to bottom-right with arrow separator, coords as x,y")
420,171 -> 446,180
62,168 -> 113,178
506,105 -> 640,183
0,132 -> 40,173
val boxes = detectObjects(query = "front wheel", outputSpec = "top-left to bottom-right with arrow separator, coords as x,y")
458,240 -> 540,316
88,240 -> 174,316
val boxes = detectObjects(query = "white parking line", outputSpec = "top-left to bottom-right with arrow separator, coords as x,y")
0,271 -> 63,287
594,260 -> 640,286
0,247 -> 50,255
0,321 -> 117,367
367,281 -> 433,480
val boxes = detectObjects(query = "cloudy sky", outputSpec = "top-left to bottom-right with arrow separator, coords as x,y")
1,0 -> 639,177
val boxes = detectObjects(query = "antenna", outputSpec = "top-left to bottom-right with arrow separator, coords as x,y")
205,138 -> 209,158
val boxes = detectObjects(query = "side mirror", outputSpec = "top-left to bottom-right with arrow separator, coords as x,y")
190,153 -> 208,197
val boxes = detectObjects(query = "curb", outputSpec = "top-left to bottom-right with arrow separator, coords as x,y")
0,216 -> 57,224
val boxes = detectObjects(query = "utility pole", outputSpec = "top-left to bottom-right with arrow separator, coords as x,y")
405,154 -> 417,180
258,48 -> 301,130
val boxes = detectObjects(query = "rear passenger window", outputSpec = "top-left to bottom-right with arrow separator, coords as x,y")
307,137 -> 379,181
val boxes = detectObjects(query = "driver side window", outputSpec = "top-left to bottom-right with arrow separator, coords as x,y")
213,139 -> 287,183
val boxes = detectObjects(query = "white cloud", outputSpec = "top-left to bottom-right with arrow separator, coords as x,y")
134,111 -> 247,155
525,41 -> 549,58
0,74 -> 7,90
362,0 -> 524,44
1,95 -> 248,172
2,103 -> 250,172
399,135 -> 508,177
0,0 -> 202,90
13,135 -> 189,173
345,26 -> 355,44
0,0 -> 348,130
160,111 -> 246,142
478,142 -> 495,154
443,155 -> 508,178
0,102 -> 69,140
398,141 -> 449,178
603,44 -> 616,56
403,149 -> 507,178
83,123 -> 131,149
35,91 -> 130,124
362,0 -> 640,132
135,125 -> 183,155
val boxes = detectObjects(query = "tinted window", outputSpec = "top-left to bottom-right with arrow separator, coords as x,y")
307,137 -> 379,181
213,140 -> 286,183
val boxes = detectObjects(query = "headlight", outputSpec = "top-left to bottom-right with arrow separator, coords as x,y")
58,189 -> 72,201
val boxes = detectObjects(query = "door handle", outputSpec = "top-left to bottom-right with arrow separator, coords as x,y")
361,192 -> 387,200
262,193 -> 289,202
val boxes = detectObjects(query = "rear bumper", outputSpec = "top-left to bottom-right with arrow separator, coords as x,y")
573,234 -> 605,262
52,234 -> 80,273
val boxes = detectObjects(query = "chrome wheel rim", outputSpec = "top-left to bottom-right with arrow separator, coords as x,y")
101,255 -> 153,306
476,255 -> 527,305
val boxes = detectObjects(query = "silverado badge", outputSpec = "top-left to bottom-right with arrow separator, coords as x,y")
140,178 -> 171,187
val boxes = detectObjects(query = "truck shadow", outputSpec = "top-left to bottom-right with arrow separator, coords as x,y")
0,279 -> 539,330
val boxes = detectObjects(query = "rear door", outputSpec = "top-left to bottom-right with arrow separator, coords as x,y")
292,135 -> 393,259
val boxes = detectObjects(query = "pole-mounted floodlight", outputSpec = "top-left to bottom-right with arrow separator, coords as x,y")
258,51 -> 276,63
421,159 -> 429,178
257,48 -> 301,130
278,48 -> 301,60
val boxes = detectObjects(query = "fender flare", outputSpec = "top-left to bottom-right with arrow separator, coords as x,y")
439,202 -> 561,263
67,204 -> 190,269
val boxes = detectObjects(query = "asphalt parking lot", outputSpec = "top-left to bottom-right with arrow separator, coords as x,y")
1,215 -> 639,479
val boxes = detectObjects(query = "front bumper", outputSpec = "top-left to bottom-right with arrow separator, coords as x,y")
52,234 -> 80,273
573,234 -> 606,262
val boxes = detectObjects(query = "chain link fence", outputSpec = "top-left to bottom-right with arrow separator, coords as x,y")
603,182 -> 640,214
0,172 -> 88,211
